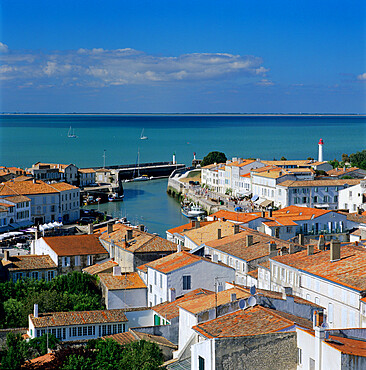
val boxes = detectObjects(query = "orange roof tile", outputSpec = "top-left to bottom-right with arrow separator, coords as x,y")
30,309 -> 127,328
49,182 -> 78,191
2,255 -> 56,271
82,260 -> 118,275
143,251 -> 230,274
192,306 -> 303,339
209,210 -> 260,223
78,168 -> 96,173
152,288 -> 214,320
178,287 -> 250,314
166,221 -> 215,235
43,235 -> 108,256
272,244 -> 366,291
98,272 -> 146,290
278,179 -> 361,188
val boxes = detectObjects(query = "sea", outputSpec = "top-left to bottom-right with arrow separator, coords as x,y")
1,114 -> 365,236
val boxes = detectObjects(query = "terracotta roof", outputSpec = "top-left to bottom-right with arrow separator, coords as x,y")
240,173 -> 251,178
209,210 -> 260,223
78,168 -> 96,174
205,227 -> 299,262
3,195 -> 31,203
0,179 -> 60,196
99,223 -> 179,253
262,160 -> 318,167
2,254 -> 57,271
251,166 -> 291,179
166,221 -> 215,235
341,212 -> 366,224
182,220 -> 238,245
0,202 -> 13,208
103,330 -> 177,349
152,288 -> 214,320
272,244 -> 366,291
278,179 -> 361,188
178,287 -> 250,314
98,272 -> 146,290
30,309 -> 127,328
49,182 -> 78,191
42,235 -> 108,256
247,269 -> 258,279
27,352 -> 55,366
192,305 -> 309,339
327,167 -> 363,176
144,250 -> 231,274
225,159 -> 255,167
201,163 -> 223,169
82,260 -> 118,275
259,261 -> 270,269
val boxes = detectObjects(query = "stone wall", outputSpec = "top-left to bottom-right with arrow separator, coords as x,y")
0,328 -> 27,350
215,332 -> 297,370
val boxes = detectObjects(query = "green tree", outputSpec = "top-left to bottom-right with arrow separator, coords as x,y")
350,150 -> 366,170
201,151 -> 227,167
0,333 -> 28,369
28,334 -> 59,357
342,153 -> 350,163
328,159 -> 339,169
280,156 -> 287,160
3,299 -> 24,328
61,354 -> 94,370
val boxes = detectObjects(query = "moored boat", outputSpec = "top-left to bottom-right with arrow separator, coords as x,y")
181,203 -> 206,218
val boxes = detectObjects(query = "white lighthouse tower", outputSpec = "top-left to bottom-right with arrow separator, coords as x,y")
318,138 -> 324,162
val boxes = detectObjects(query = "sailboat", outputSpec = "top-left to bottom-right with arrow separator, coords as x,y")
68,126 -> 78,138
132,148 -> 150,181
140,128 -> 148,140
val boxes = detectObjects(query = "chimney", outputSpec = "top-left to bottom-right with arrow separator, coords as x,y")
231,293 -> 237,302
246,235 -> 254,247
195,220 -> 200,229
330,239 -> 341,262
355,241 -> 359,246
307,244 -> 314,256
299,234 -> 305,246
234,224 -> 240,234
289,243 -> 295,254
177,244 -> 181,253
88,223 -> 93,235
218,228 -> 222,240
268,208 -> 273,217
4,250 -> 9,261
139,224 -> 145,232
126,229 -> 133,240
269,241 -> 277,257
107,223 -> 113,234
34,304 -> 39,318
318,235 -> 325,250
169,288 -> 176,302
261,211 -> 266,218
113,266 -> 122,276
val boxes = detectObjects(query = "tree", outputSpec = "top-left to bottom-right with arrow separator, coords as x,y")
0,333 -> 28,369
350,150 -> 366,170
280,156 -> 287,160
201,151 -> 227,167
3,299 -> 24,328
61,355 -> 94,370
28,334 -> 59,358
342,153 -> 350,163
328,159 -> 339,169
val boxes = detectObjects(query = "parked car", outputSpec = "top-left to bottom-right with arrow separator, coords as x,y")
77,217 -> 95,225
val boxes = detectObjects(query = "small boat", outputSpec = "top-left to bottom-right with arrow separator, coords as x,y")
181,203 -> 206,219
133,174 -> 150,182
68,126 -> 78,138
140,128 -> 148,140
108,193 -> 124,202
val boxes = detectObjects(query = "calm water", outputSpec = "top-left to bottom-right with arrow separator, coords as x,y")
1,114 -> 365,235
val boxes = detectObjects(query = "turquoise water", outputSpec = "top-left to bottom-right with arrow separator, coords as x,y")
1,115 -> 365,168
1,114 -> 365,235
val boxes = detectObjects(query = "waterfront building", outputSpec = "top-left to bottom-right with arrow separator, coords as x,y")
33,234 -> 109,274
98,269 -> 147,309
98,223 -> 181,272
1,251 -> 57,282
0,178 -> 80,224
139,250 -> 235,307
267,240 -> 366,329
276,178 -> 361,209
0,195 -> 32,232
28,162 -> 79,185
261,159 -> 333,172
28,306 -> 128,341
326,166 -> 366,179
338,179 -> 366,212
78,168 -> 96,187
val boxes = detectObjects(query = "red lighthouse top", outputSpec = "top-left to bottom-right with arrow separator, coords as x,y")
318,138 -> 324,145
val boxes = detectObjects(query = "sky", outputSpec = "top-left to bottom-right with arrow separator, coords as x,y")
0,0 -> 365,113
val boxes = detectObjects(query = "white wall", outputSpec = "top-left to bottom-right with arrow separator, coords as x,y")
33,238 -> 59,265
106,288 -> 147,309
125,309 -> 154,329
191,337 -> 215,370
178,307 -> 198,353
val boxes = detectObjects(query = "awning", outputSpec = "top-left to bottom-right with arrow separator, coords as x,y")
260,199 -> 273,207
9,220 -> 33,229
251,195 -> 259,201
237,191 -> 251,196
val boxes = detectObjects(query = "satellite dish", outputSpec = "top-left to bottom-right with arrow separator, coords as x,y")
250,285 -> 256,296
239,299 -> 247,310
248,296 -> 257,307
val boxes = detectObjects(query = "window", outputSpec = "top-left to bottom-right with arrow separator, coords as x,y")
297,348 -> 302,365
313,196 -> 318,203
325,187 -> 328,192
183,275 -> 191,290
160,274 -> 163,288
154,271 -> 157,285
62,257 -> 71,267
78,327 -> 82,336
198,356 -> 205,370
47,270 -> 55,281
315,297 -> 320,305
87,255 -> 93,266
149,284 -> 152,293
31,271 -> 39,280
75,256 -> 80,266
323,195 -> 329,202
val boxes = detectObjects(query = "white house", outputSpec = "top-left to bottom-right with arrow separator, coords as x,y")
98,269 -> 147,309
78,168 -> 96,187
268,241 -> 366,329
0,195 -> 32,231
28,305 -> 128,342
338,179 -> 366,212
143,251 -> 235,307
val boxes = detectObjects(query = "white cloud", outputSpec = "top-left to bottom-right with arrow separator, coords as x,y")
0,42 -> 9,53
0,47 -> 269,87
256,78 -> 274,86
357,73 -> 366,81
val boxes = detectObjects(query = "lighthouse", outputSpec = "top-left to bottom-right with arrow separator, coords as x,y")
318,138 -> 324,162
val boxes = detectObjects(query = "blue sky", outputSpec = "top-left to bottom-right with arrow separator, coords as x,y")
0,0 -> 365,113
